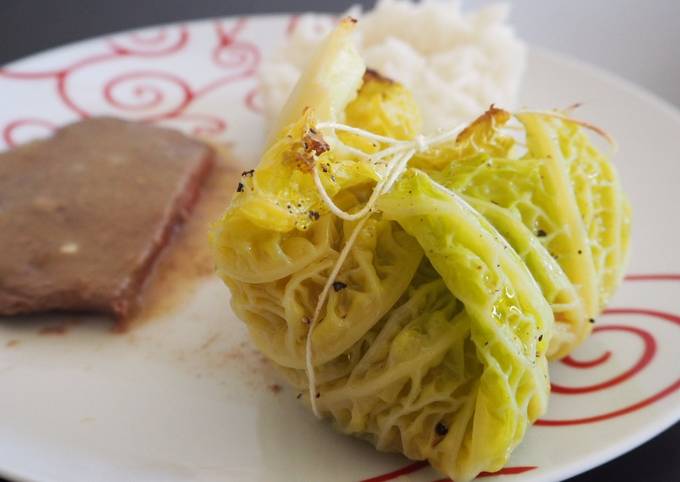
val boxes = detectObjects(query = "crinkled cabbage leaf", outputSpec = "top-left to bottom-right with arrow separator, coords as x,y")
210,19 -> 630,482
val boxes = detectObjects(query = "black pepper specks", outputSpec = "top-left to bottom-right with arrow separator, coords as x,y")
589,318 -> 596,324
308,210 -> 320,221
536,229 -> 547,237
241,169 -> 255,177
332,281 -> 347,292
578,249 -> 583,255
236,182 -> 244,192
538,334 -> 543,342
435,422 -> 449,436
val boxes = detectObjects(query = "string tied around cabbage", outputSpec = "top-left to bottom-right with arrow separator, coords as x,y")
304,107 -> 614,418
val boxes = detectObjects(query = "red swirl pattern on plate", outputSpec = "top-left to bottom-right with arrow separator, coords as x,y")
129,30 -> 168,45
560,350 -> 611,369
212,18 -> 254,69
551,324 -> 656,394
2,118 -> 57,148
360,461 -> 537,482
245,86 -> 264,114
104,72 -> 169,111
102,71 -> 194,120
537,307 -> 680,426
107,26 -> 189,56
0,19 -> 258,141
535,273 -> 680,426
192,19 -> 260,100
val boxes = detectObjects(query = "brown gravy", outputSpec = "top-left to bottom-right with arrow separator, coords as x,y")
124,150 -> 241,329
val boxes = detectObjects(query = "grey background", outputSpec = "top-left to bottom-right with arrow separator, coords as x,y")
1,1 -> 678,481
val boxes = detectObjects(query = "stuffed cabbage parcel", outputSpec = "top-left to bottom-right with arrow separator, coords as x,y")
210,19 -> 630,482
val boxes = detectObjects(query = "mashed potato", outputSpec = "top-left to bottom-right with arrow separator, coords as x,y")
259,0 -> 526,133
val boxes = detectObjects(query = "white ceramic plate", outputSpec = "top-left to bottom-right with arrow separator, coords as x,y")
1,14 -> 679,482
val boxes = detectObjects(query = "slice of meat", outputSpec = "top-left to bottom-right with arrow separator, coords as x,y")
0,117 -> 215,319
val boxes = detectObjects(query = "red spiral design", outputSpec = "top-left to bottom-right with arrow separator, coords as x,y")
56,72 -> 90,118
213,41 -> 260,71
245,86 -> 264,114
561,350 -> 611,369
2,118 -> 57,148
360,461 -> 428,482
537,307 -> 680,426
216,18 -> 247,43
551,325 -> 656,394
0,19 -> 261,141
101,71 -> 194,120
360,461 -> 537,482
433,466 -> 537,481
211,20 -> 260,75
537,379 -> 680,427
129,29 -> 167,45
0,52 -> 119,81
107,26 -> 189,56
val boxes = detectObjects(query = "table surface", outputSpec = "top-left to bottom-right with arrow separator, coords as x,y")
1,1 -> 678,481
